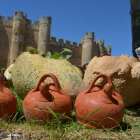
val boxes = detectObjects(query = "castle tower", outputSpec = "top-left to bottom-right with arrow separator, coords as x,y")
38,16 -> 51,54
93,41 -> 100,57
81,31 -> 94,65
97,39 -> 104,56
105,45 -> 112,55
130,0 -> 140,57
10,11 -> 26,64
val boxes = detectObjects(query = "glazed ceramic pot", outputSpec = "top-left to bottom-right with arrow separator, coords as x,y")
0,69 -> 8,87
135,47 -> 140,61
0,73 -> 17,120
23,73 -> 72,123
75,74 -> 125,128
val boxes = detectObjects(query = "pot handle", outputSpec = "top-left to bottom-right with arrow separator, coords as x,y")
85,74 -> 113,94
34,73 -> 62,93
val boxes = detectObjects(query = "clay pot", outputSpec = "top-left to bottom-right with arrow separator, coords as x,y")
23,73 -> 72,123
100,54 -> 110,57
0,69 -> 8,87
0,73 -> 17,120
82,63 -> 89,72
75,74 -> 125,128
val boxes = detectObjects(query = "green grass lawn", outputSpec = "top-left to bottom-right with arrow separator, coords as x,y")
0,86 -> 140,140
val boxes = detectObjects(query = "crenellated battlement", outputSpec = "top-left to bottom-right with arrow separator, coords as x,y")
81,32 -> 94,44
78,43 -> 82,48
50,37 -> 57,43
65,40 -> 71,47
105,45 -> 112,55
0,16 -> 5,22
85,31 -> 94,39
72,42 -> 77,46
0,16 -> 13,26
0,12 -> 50,29
81,37 -> 85,43
39,16 -> 52,25
50,37 -> 80,48
14,11 -> 26,20
31,21 -> 39,29
57,38 -> 64,44
26,19 -> 39,29
97,39 -> 104,46
105,45 -> 112,50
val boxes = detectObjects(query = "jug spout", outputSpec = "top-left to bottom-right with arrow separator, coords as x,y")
103,83 -> 113,96
103,83 -> 119,104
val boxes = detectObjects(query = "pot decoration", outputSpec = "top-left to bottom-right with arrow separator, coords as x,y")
0,73 -> 17,120
23,73 -> 72,123
75,74 -> 125,128
135,47 -> 140,61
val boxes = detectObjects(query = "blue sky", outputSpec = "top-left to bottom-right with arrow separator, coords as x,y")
1,0 -> 131,56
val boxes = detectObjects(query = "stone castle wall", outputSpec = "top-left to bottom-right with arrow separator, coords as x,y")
0,11 -> 111,67
0,17 -> 13,67
49,37 -> 82,65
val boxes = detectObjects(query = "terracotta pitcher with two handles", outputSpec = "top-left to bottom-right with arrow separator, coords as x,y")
23,73 -> 72,123
75,74 -> 125,128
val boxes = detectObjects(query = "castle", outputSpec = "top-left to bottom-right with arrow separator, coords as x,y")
0,11 -> 111,67
130,0 -> 140,58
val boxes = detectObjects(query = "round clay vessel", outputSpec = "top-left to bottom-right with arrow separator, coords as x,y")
75,74 -> 125,129
23,73 -> 72,123
0,73 -> 17,120
82,63 -> 89,72
100,54 -> 110,57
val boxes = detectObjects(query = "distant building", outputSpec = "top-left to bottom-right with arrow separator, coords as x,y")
130,0 -> 140,57
0,11 -> 111,67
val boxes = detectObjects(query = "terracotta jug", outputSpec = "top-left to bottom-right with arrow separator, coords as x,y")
82,63 -> 89,72
23,73 -> 72,123
100,54 -> 110,57
75,74 -> 125,128
0,73 -> 17,120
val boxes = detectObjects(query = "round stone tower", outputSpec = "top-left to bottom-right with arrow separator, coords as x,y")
10,11 -> 26,64
38,16 -> 51,54
82,31 -> 94,65
130,0 -> 140,57
105,45 -> 112,55
93,41 -> 100,57
97,39 -> 104,56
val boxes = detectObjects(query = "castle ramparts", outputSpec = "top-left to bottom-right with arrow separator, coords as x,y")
0,11 -> 111,67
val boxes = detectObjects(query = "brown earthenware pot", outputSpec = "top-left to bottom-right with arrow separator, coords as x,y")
82,63 -> 89,72
75,74 -> 125,129
100,54 -> 110,57
23,73 -> 72,123
0,73 -> 17,120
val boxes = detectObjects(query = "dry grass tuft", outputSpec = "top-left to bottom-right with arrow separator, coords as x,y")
0,87 -> 140,140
